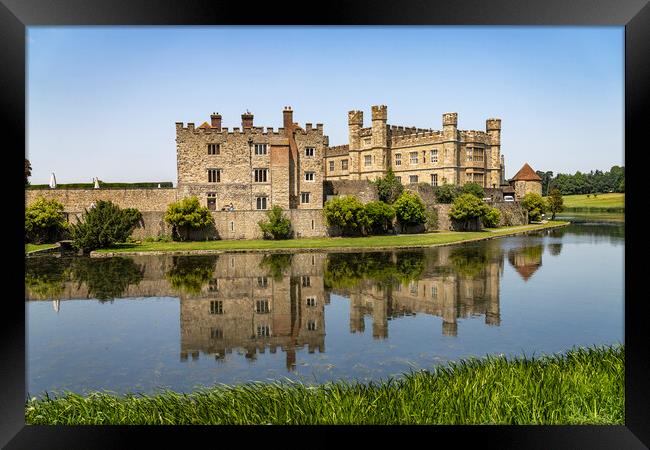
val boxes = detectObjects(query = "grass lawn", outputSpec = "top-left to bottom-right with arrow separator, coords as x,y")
25,243 -> 58,253
554,193 -> 624,211
25,345 -> 623,425
94,221 -> 568,255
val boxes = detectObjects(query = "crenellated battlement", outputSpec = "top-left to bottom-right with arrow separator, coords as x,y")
175,121 -> 324,137
388,124 -> 436,137
325,144 -> 350,157
459,130 -> 490,143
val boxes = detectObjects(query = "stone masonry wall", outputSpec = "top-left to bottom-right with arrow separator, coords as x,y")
324,180 -> 378,204
26,188 -> 178,212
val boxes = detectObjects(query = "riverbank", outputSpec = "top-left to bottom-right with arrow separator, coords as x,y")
25,243 -> 58,254
553,193 -> 624,213
91,221 -> 569,257
25,345 -> 623,425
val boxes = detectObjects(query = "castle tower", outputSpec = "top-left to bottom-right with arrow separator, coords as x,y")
371,105 -> 388,171
348,110 -> 363,180
486,118 -> 502,188
442,113 -> 459,185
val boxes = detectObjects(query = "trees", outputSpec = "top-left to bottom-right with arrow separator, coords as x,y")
521,193 -> 548,222
258,205 -> 292,240
461,182 -> 485,199
69,201 -> 143,253
433,183 -> 460,204
25,158 -> 32,186
536,170 -> 554,196
25,198 -> 68,244
544,166 -> 625,195
364,201 -> 395,234
547,188 -> 564,220
323,196 -> 369,236
482,207 -> 501,228
164,196 -> 214,241
373,168 -> 404,204
394,190 -> 426,231
449,193 -> 490,231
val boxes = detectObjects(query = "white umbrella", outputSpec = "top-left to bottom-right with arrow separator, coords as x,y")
49,172 -> 57,189
94,177 -> 100,189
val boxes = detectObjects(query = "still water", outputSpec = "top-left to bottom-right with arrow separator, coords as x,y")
26,222 -> 624,397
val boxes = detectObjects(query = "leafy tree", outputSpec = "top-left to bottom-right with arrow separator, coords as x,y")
259,254 -> 293,281
69,200 -> 143,253
521,193 -> 547,222
25,198 -> 68,244
461,182 -> 485,199
68,257 -> 144,301
165,256 -> 217,295
482,207 -> 501,228
449,193 -> 489,231
258,205 -> 292,240
164,196 -> 214,241
364,201 -> 395,234
433,183 -> 460,204
394,190 -> 426,231
25,158 -> 31,186
373,168 -> 404,204
547,188 -> 564,220
323,196 -> 369,236
424,207 -> 439,232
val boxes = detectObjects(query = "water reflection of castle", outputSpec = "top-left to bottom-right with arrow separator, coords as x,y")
25,240 -> 548,371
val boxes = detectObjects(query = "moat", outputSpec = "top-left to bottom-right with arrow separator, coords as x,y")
25,220 -> 624,397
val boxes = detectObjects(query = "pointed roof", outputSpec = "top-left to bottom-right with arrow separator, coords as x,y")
198,121 -> 212,129
511,163 -> 542,181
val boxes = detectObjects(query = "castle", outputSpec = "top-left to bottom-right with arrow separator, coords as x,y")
25,105 -> 541,239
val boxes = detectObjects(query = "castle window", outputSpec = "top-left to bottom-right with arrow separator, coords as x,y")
256,300 -> 270,314
409,175 -> 418,184
302,276 -> 311,287
395,154 -> 401,166
305,147 -> 315,157
329,161 -> 335,172
466,148 -> 473,161
256,196 -> 268,210
209,278 -> 219,292
410,152 -> 418,165
305,171 -> 315,182
210,300 -> 223,315
207,192 -> 216,211
364,155 -> 372,166
210,327 -> 223,340
307,321 -> 317,331
208,169 -> 221,183
431,286 -> 438,298
257,325 -> 270,337
254,144 -> 267,155
257,276 -> 268,288
254,169 -> 268,183
311,220 -> 315,230
431,174 -> 438,186
301,192 -> 310,204
473,148 -> 484,162
306,297 -> 316,307
208,143 -> 220,155
341,160 -> 348,170
410,281 -> 418,294
431,149 -> 438,163
230,221 -> 234,231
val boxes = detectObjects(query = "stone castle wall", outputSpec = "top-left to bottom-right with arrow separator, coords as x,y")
26,188 -> 178,212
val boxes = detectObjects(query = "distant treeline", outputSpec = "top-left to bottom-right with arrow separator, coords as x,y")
27,181 -> 174,190
535,166 -> 624,196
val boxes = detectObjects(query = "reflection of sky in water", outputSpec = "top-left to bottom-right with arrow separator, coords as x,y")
26,223 -> 624,397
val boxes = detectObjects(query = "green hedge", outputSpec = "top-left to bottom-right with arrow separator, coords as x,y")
27,182 -> 174,190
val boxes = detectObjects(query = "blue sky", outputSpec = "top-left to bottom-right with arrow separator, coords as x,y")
27,26 -> 624,185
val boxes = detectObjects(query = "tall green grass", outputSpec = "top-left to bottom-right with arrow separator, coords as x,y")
25,345 -> 623,425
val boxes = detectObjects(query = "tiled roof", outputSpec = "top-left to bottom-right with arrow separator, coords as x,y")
511,163 -> 542,181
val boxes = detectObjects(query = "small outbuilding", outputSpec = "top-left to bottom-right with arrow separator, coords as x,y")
509,163 -> 542,200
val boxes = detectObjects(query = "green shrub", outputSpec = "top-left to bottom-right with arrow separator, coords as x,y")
449,194 -> 490,231
258,206 -> 292,240
547,188 -> 564,220
68,201 -> 142,253
364,201 -> 395,234
521,193 -> 548,222
434,183 -> 460,204
25,198 -> 68,244
165,256 -> 216,295
164,197 -> 214,241
323,196 -> 369,236
424,207 -> 439,232
461,182 -> 485,199
373,168 -> 404,204
68,257 -> 144,301
482,207 -> 501,228
394,190 -> 426,231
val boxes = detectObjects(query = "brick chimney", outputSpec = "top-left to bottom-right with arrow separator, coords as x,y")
210,112 -> 222,130
283,106 -> 293,130
241,110 -> 254,129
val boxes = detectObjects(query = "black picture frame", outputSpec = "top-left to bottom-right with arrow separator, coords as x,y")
3,0 -> 647,447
